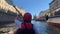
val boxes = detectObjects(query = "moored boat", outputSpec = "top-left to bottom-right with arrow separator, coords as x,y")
47,15 -> 60,27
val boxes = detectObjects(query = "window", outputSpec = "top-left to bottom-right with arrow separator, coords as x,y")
0,9 -> 6,14
55,10 -> 60,15
7,10 -> 17,16
55,1 -> 58,8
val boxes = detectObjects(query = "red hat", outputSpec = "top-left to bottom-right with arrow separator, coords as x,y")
23,13 -> 32,21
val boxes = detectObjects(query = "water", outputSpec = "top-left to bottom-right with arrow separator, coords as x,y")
31,21 -> 60,34
0,21 -> 60,34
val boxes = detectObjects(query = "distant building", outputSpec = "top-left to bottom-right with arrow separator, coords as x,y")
49,0 -> 60,16
37,9 -> 50,21
39,11 -> 46,17
45,9 -> 50,16
39,9 -> 50,17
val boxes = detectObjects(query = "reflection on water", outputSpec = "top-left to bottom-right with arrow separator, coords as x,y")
32,21 -> 60,34
47,25 -> 60,34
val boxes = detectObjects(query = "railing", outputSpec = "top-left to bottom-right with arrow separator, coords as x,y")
48,15 -> 60,18
45,15 -> 60,20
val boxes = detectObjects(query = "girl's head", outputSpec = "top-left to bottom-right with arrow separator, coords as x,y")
23,13 -> 32,22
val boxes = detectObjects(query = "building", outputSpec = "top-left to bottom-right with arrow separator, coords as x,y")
49,0 -> 60,16
0,0 -> 26,32
0,0 -> 25,22
0,0 -> 25,16
5,0 -> 13,5
14,6 -> 25,16
38,9 -> 50,21
39,9 -> 50,17
0,0 -> 17,13
45,9 -> 50,16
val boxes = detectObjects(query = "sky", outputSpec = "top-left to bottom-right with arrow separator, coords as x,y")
13,0 -> 52,17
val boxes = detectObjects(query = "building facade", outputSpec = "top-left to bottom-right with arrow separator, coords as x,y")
39,9 -> 50,17
6,0 -> 13,5
0,0 -> 25,22
14,6 -> 25,16
0,0 -> 25,16
0,0 -> 17,13
49,0 -> 60,16
38,9 -> 50,21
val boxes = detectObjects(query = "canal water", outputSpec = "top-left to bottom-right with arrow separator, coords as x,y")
31,21 -> 60,34
0,21 -> 60,34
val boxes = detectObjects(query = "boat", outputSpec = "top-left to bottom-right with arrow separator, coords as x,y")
47,15 -> 60,27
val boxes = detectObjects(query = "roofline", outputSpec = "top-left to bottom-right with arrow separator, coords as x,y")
49,0 -> 55,5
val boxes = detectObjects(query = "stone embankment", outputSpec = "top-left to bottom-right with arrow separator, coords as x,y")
0,22 -> 16,34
